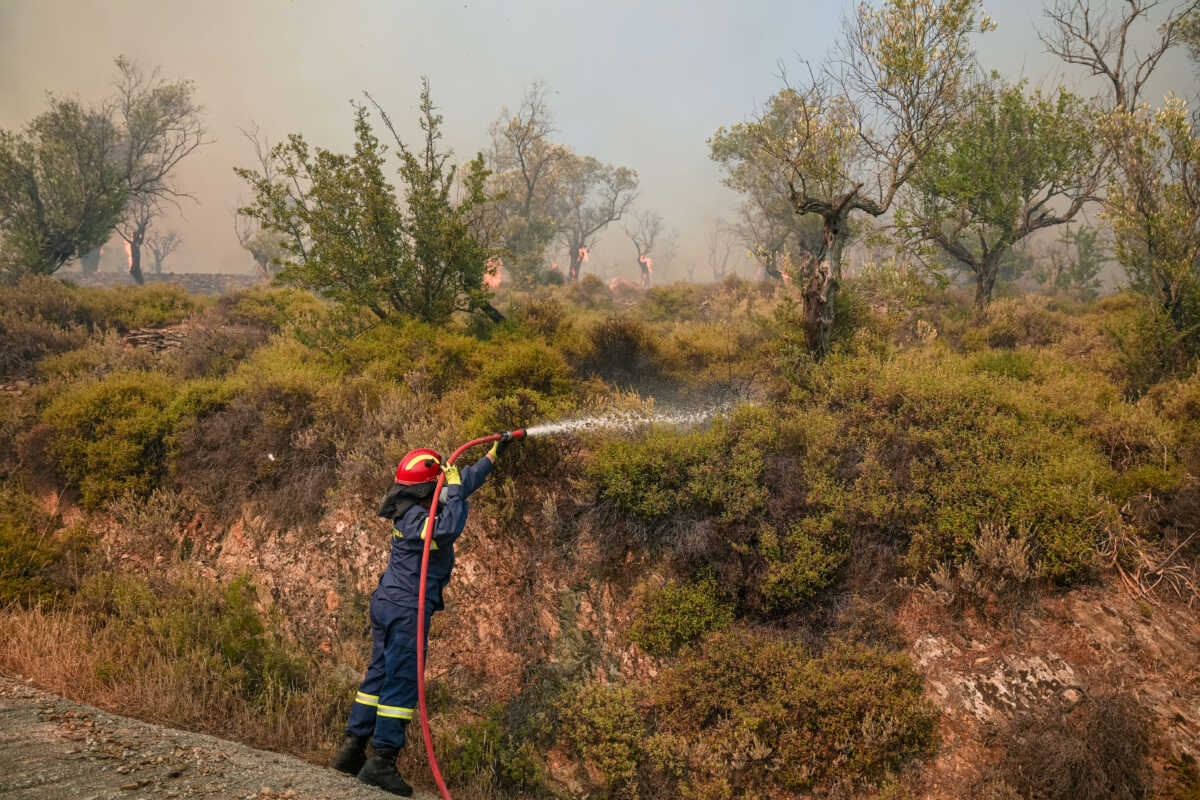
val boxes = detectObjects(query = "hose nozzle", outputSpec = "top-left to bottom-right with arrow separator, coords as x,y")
500,429 -> 526,442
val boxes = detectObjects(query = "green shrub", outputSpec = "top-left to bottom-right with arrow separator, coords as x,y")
808,350 -> 1119,582
78,284 -> 201,330
962,297 -> 1069,350
755,520 -> 848,614
644,627 -> 937,797
444,706 -> 547,794
216,286 -> 323,331
39,370 -> 181,507
559,681 -> 647,797
1109,303 -> 1198,397
627,575 -> 733,656
970,349 -> 1037,381
0,486 -> 91,604
638,284 -> 709,323
170,355 -> 344,525
589,404 -> 782,525
0,275 -> 89,326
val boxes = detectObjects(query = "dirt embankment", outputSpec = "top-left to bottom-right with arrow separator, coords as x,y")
0,676 -> 437,800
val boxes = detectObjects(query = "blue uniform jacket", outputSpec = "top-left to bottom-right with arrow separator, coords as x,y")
375,457 -> 493,613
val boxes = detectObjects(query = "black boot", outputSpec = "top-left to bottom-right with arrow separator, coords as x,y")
331,734 -> 368,776
357,747 -> 412,796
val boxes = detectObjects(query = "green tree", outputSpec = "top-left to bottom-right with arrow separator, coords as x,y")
899,81 -> 1098,308
711,0 -> 992,355
0,98 -> 127,280
236,79 -> 498,324
1101,96 -> 1200,356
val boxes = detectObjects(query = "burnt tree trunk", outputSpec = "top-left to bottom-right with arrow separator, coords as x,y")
802,215 -> 846,358
128,243 -> 144,285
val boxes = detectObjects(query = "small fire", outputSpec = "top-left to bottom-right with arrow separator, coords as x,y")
551,261 -> 559,271
778,269 -> 792,284
123,240 -> 133,273
578,247 -> 589,263
484,256 -> 503,289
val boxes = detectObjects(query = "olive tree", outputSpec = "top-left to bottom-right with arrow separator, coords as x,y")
0,98 -> 126,280
899,80 -> 1099,307
711,0 -> 992,355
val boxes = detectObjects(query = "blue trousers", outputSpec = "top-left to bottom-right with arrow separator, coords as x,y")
346,594 -> 434,750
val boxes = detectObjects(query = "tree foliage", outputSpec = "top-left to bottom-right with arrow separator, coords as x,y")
554,154 -> 638,281
0,98 -> 127,280
1101,96 -> 1200,356
236,80 -> 497,324
712,0 -> 992,355
900,80 -> 1098,307
485,83 -> 569,286
485,84 -> 639,285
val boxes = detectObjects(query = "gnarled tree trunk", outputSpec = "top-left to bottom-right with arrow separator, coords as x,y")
802,215 -> 846,358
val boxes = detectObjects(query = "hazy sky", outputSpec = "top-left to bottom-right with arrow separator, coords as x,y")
1,0 -> 1193,280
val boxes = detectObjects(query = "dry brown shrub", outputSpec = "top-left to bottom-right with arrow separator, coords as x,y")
987,690 -> 1152,800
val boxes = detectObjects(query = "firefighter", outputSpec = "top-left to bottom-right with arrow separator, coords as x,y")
331,439 -> 509,795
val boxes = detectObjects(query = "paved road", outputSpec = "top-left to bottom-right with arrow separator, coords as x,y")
0,676 -> 437,800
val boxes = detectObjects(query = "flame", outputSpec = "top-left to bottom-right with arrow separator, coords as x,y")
123,240 -> 133,273
778,269 -> 792,284
551,261 -> 559,271
639,255 -> 653,271
483,257 -> 503,289
578,247 -> 589,263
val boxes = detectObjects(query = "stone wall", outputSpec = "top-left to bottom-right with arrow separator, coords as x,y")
61,271 -> 264,295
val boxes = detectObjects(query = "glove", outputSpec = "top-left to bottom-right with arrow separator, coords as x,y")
487,439 -> 510,460
442,464 -> 461,486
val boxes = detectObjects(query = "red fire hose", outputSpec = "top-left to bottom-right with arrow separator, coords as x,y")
416,429 -> 525,800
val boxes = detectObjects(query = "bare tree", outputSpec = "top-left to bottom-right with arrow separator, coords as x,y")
112,56 -> 208,284
554,155 -> 638,281
487,82 -> 569,285
707,222 -> 737,281
233,124 -> 287,278
145,229 -> 180,274
1039,0 -> 1198,113
625,209 -> 662,288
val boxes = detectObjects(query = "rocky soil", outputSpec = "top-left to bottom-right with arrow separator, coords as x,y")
0,676 -> 437,800
899,585 -> 1200,798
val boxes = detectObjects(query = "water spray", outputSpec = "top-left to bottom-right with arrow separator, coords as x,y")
415,402 -> 729,799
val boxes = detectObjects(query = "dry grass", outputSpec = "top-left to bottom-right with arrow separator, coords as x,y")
0,605 -> 352,764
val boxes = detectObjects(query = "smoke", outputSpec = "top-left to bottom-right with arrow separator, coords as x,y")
2,1 -> 1192,279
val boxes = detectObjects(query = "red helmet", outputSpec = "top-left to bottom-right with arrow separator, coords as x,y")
394,448 -> 442,485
